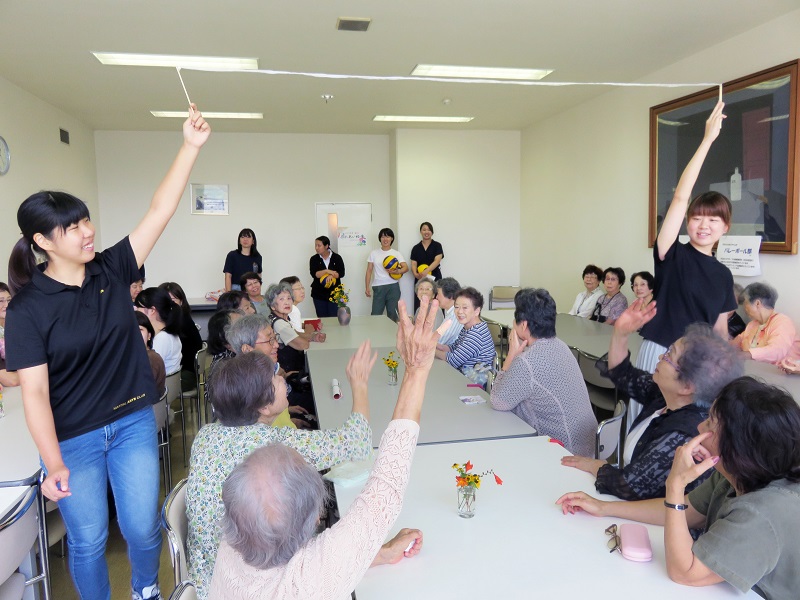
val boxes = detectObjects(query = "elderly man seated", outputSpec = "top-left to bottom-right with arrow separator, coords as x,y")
187,348 -> 373,600
209,298 -> 442,599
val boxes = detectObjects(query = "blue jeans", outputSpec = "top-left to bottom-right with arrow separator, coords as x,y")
52,407 -> 161,600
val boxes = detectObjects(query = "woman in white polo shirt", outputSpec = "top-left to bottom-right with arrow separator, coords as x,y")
365,227 -> 408,322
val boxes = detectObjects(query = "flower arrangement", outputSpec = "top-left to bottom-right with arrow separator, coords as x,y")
383,351 -> 399,385
452,460 -> 503,489
330,284 -> 350,307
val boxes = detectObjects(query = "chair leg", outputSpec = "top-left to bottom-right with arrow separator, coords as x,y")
179,395 -> 187,467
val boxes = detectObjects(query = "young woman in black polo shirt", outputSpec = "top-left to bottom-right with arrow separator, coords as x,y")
5,106 -> 210,600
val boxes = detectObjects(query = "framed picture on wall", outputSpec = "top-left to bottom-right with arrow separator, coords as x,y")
190,183 -> 229,215
649,60 -> 800,254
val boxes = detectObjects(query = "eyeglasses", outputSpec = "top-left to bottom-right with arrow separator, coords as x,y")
659,344 -> 681,373
605,524 -> 621,554
255,335 -> 278,347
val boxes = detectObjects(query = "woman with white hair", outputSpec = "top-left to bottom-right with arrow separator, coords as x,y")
730,281 -> 799,364
209,298 -> 442,599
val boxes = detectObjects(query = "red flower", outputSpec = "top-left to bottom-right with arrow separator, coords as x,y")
494,474 -> 503,485
464,460 -> 473,472
456,476 -> 468,487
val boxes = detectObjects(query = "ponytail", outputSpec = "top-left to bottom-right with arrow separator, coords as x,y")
135,287 -> 182,335
8,237 -> 39,294
9,191 -> 91,294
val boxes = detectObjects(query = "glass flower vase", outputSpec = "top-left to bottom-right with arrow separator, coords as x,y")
387,367 -> 398,386
457,486 -> 476,518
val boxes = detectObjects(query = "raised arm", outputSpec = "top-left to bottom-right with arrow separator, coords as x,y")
608,299 -> 657,369
393,296 -> 444,423
129,105 -> 211,267
656,101 -> 725,260
346,340 -> 377,421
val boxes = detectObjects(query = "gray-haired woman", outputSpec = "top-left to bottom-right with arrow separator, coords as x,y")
413,278 -> 443,328
265,283 -> 325,374
209,298 -> 441,599
731,281 -> 799,364
490,288 -> 597,456
561,299 -> 744,501
186,349 -> 373,600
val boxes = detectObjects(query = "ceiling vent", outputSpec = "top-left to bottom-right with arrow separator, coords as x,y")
337,17 -> 371,32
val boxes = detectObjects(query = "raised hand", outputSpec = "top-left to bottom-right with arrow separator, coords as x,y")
346,340 -> 378,388
614,299 -> 657,336
703,100 -> 726,144
183,103 -> 211,148
396,296 -> 442,373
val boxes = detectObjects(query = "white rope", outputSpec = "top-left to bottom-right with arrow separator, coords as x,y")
180,66 -> 722,97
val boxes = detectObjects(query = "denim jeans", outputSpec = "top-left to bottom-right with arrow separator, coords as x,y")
52,407 -> 161,600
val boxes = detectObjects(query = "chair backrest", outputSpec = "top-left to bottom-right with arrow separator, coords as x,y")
165,371 -> 182,405
488,286 -> 520,310
596,400 -> 627,465
168,581 -> 197,600
153,389 -> 169,431
162,479 -> 189,588
195,344 -> 208,389
0,486 -> 39,585
576,349 -> 615,390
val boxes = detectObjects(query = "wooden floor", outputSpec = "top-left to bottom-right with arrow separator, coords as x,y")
48,404 -> 199,600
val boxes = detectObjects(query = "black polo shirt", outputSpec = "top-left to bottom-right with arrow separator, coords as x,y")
5,236 -> 158,441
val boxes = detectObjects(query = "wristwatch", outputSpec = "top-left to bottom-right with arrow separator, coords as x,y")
664,500 -> 689,511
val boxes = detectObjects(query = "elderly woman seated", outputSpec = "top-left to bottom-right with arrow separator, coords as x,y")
209,299 -> 440,600
490,288 -> 597,456
279,276 -> 312,333
240,271 -> 269,315
265,282 -> 325,375
731,282 -> 799,364
225,313 -> 310,428
434,287 -> 495,384
187,349 -> 373,600
568,264 -> 605,318
413,279 -> 443,328
558,377 -> 800,598
561,300 -> 743,500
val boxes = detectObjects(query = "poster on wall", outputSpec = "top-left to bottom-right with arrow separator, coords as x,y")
338,230 -> 367,247
716,235 -> 762,276
190,184 -> 229,215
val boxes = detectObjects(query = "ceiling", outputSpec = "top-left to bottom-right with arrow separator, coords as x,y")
1,0 -> 798,134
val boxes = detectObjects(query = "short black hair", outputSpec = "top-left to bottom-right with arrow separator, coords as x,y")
419,221 -> 434,234
315,236 -> 330,248
240,271 -> 262,288
630,271 -> 655,292
135,311 -> 155,349
514,288 -> 556,338
437,277 -> 461,300
582,264 -> 603,279
456,287 -> 484,311
217,291 -> 248,313
208,310 -> 236,355
713,377 -> 800,494
378,227 -> 395,244
603,267 -> 626,286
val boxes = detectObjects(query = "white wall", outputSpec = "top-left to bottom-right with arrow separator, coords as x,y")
393,129 -> 521,308
521,8 -> 800,323
0,75 -> 99,283
95,131 -> 391,316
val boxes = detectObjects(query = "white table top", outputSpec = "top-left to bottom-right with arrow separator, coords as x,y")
308,316 -> 400,352
334,436 -> 754,599
743,359 -> 800,400
0,386 -> 40,520
482,311 -> 643,363
307,347 -> 535,447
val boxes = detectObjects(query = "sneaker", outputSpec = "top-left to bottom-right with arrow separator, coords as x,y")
132,584 -> 161,600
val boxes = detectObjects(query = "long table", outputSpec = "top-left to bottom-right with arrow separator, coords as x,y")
307,315 -> 400,352
482,310 -> 643,362
307,346 -> 535,447
334,435 -> 755,599
0,387 -> 41,518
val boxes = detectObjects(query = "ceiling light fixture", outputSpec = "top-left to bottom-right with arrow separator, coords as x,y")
151,111 -> 263,119
411,64 -> 552,81
373,115 -> 473,123
93,52 -> 258,71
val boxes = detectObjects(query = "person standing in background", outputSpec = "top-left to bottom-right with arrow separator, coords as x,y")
223,228 -> 261,291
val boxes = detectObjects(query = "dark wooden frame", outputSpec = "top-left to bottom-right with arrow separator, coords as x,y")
649,60 -> 800,254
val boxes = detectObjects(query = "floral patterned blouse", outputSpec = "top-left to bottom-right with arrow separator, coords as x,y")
187,412 -> 372,600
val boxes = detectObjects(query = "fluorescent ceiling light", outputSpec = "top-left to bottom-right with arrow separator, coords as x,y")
412,64 -> 552,81
93,52 -> 258,70
373,115 -> 473,123
151,111 -> 263,119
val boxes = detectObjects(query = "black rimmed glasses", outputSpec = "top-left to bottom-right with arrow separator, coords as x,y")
605,524 -> 621,553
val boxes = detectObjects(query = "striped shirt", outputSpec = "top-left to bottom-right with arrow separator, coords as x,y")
446,321 -> 495,373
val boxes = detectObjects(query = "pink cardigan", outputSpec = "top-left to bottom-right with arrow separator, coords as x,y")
209,419 -> 419,600
732,312 -> 799,364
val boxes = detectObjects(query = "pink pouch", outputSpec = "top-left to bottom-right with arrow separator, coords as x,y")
619,524 -> 652,562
